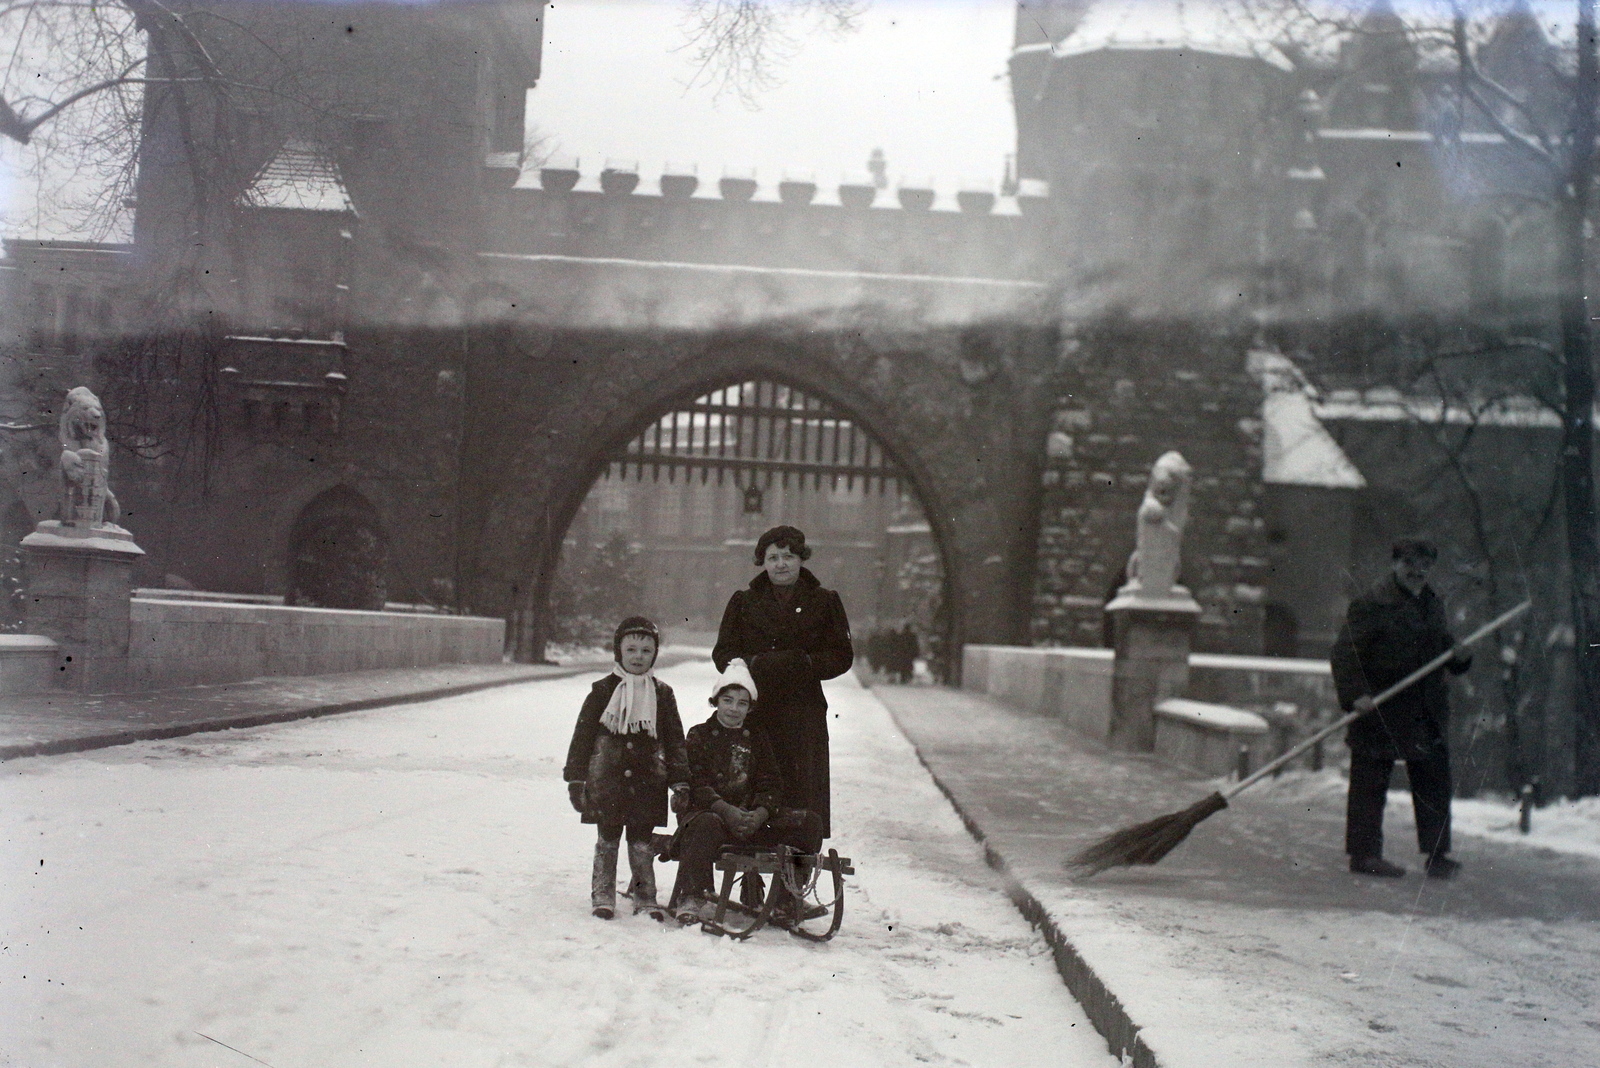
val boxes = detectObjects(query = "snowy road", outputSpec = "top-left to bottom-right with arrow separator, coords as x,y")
1,659 -> 1116,1068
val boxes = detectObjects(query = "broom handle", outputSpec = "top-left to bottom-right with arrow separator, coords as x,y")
1222,599 -> 1531,800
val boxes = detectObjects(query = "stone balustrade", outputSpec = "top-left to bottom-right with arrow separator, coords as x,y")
962,644 -> 1338,774
121,597 -> 505,691
1153,698 -> 1270,778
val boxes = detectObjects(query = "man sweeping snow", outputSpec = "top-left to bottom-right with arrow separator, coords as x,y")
1331,538 -> 1472,879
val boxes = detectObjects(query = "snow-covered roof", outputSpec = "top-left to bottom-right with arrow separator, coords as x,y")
1049,0 -> 1294,71
1312,391 -> 1599,429
241,140 -> 354,213
1262,391 -> 1367,488
1248,349 -> 1366,489
1026,1 -> 1577,76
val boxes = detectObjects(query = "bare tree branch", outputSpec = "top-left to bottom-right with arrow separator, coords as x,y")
1448,7 -> 1558,165
676,0 -> 865,107
0,61 -> 145,144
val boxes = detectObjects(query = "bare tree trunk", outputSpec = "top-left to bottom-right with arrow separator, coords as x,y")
1563,0 -> 1599,796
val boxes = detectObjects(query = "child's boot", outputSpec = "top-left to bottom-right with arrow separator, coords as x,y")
591,839 -> 619,919
627,839 -> 666,921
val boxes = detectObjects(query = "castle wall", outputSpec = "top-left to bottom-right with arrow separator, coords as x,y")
456,312 -> 1061,662
1031,322 -> 1270,655
96,327 -> 466,605
1012,47 -> 1296,314
487,186 -> 1037,282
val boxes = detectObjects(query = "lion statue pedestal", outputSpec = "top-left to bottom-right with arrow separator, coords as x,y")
20,388 -> 144,693
1105,451 -> 1201,752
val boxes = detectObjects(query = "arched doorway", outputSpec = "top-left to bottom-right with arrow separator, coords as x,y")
546,379 -> 953,679
284,486 -> 390,610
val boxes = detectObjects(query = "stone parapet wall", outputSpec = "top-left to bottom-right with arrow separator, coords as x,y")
1153,698 -> 1271,778
964,644 -> 1336,745
124,598 -> 503,691
963,645 -> 1115,739
1187,652 -> 1336,717
0,634 -> 61,695
489,187 -> 1041,283
1031,323 -> 1270,654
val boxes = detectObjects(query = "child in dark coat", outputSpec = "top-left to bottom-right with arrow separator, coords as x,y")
665,659 -> 825,925
564,617 -> 689,920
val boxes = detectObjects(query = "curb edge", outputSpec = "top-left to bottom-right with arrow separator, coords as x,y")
883,696 -> 1159,1068
0,666 -> 594,762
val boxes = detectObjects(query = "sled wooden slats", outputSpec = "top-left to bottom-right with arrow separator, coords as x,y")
701,848 -> 854,942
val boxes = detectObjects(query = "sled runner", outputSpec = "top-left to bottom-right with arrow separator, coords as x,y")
701,845 -> 853,942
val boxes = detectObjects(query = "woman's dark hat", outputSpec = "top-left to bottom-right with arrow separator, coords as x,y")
754,524 -> 811,565
613,616 -> 661,660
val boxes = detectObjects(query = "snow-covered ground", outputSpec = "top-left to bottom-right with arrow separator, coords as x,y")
1235,767 -> 1600,861
1,659 -> 1117,1068
1451,794 -> 1600,860
1034,767 -> 1600,1068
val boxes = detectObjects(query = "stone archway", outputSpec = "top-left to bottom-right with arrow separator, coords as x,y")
456,314 -> 1061,670
285,485 -> 389,610
548,376 -> 958,676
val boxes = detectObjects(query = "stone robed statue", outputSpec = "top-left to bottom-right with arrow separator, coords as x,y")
1113,450 -> 1196,608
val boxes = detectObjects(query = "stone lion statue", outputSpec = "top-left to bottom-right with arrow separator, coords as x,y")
1123,450 -> 1192,599
58,386 -> 120,528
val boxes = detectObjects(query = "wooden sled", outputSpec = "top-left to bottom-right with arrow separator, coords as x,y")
701,845 -> 854,942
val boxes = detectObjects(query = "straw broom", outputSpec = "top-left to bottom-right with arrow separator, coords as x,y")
1068,599 -> 1532,876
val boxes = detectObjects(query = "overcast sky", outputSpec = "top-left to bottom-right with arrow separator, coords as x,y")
0,0 -> 1017,239
532,0 -> 1017,201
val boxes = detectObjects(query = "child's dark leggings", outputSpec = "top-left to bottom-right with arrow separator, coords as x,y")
598,823 -> 654,845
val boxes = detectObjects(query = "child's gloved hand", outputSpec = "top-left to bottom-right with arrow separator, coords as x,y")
670,784 -> 691,813
711,800 -> 754,838
731,807 -> 764,840
568,781 -> 586,813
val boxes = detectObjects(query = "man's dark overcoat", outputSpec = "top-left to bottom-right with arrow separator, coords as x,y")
1330,575 -> 1470,761
563,673 -> 689,829
712,567 -> 853,836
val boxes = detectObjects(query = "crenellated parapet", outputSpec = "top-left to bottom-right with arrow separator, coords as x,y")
483,169 -> 1051,283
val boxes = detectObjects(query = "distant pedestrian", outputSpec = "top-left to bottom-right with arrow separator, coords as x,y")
866,629 -> 886,677
1330,539 -> 1471,879
564,617 -> 689,919
895,623 -> 920,683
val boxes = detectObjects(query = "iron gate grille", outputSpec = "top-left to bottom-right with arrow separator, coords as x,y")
604,381 -> 902,494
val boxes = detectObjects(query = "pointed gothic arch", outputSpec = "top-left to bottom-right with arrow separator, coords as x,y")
547,377 -> 954,673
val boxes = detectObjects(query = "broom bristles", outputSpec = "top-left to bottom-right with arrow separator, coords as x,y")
1068,791 -> 1229,875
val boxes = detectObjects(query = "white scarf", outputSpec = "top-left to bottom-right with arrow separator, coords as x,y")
600,664 -> 658,738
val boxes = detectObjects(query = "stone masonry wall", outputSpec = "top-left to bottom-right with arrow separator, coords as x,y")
1031,320 -> 1269,654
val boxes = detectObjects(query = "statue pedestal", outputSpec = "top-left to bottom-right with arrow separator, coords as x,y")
1106,587 -> 1201,752
21,521 -> 145,693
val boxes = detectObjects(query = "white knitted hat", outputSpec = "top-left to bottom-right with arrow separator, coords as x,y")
711,658 -> 758,703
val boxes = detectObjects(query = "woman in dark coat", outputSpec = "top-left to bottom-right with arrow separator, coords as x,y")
713,525 -> 853,838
